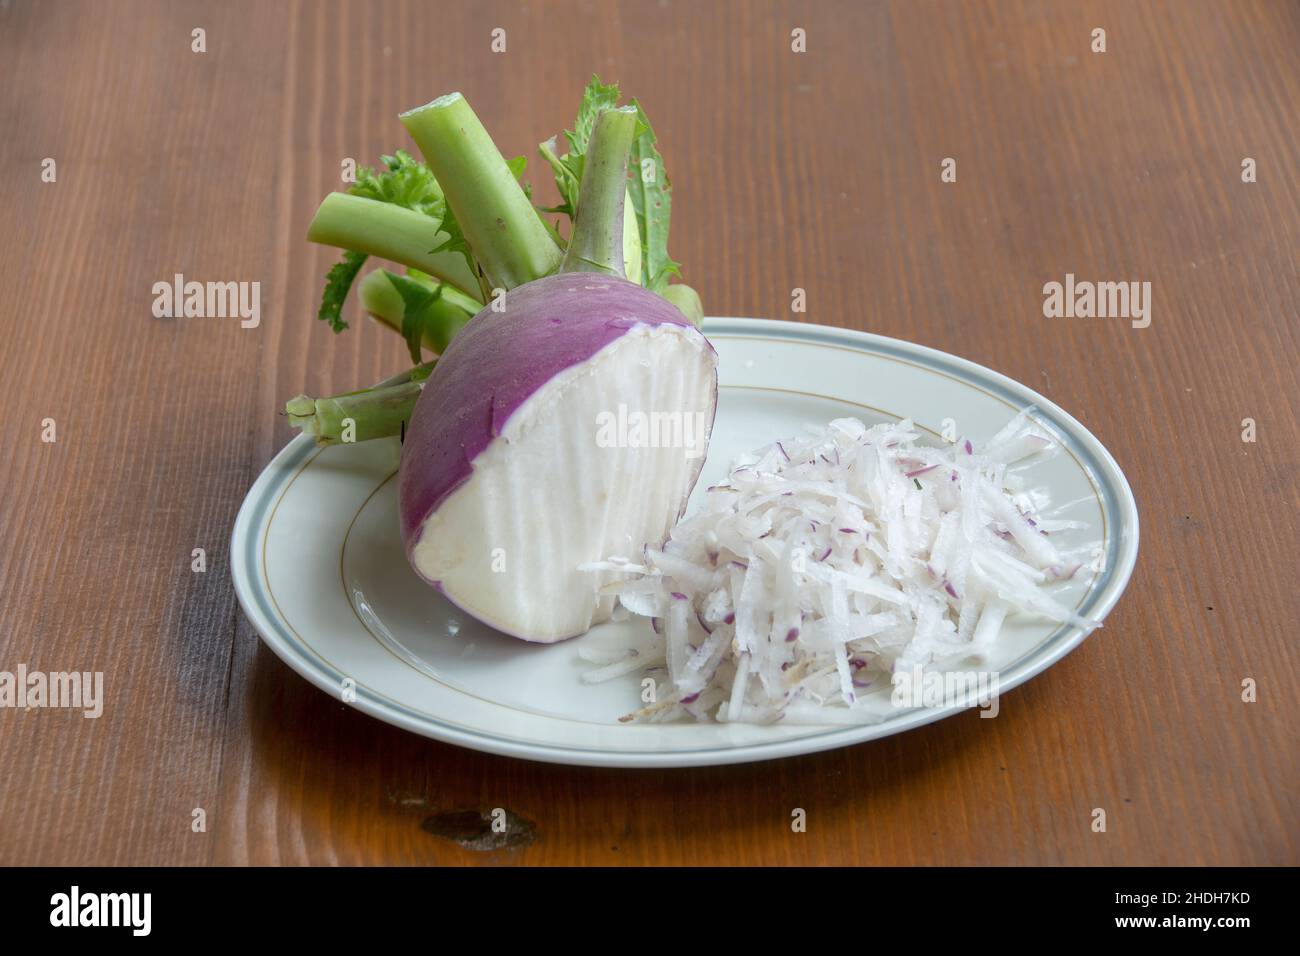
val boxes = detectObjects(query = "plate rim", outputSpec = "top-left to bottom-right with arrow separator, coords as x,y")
231,317 -> 1140,767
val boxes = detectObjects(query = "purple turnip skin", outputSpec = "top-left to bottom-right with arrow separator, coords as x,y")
398,272 -> 718,641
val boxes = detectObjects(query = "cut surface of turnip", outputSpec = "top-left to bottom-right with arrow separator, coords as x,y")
399,274 -> 716,641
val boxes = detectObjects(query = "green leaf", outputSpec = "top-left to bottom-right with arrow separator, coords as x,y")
537,137 -> 577,218
427,210 -> 484,300
540,75 -> 621,225
384,271 -> 445,363
506,155 -> 532,199
318,250 -> 368,332
627,99 -> 680,294
566,76 -> 621,158
381,270 -> 473,361
349,149 -> 444,217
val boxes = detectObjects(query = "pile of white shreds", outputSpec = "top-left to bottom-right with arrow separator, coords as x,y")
579,413 -> 1100,725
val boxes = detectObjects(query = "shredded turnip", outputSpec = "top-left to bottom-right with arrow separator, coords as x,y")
582,415 -> 1100,724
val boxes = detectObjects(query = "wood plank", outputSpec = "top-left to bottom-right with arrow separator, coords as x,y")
0,0 -> 1294,865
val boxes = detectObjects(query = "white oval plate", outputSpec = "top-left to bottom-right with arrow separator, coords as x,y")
232,318 -> 1138,767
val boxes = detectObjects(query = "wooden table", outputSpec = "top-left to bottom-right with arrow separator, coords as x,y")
1,0 -> 1295,866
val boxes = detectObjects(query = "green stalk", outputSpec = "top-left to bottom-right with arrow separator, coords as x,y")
560,106 -> 637,277
400,93 -> 562,291
285,363 -> 432,445
307,193 -> 481,299
358,269 -> 480,353
539,135 -> 642,282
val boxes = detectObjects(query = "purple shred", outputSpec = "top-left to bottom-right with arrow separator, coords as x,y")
724,612 -> 736,625
839,527 -> 856,534
1051,563 -> 1081,580
776,441 -> 791,461
681,692 -> 700,704
944,581 -> 959,599
695,609 -> 713,633
651,617 -> 662,634
670,591 -> 688,601
817,547 -> 832,561
785,627 -> 800,643
964,439 -> 974,455
730,560 -> 748,569
905,463 -> 940,479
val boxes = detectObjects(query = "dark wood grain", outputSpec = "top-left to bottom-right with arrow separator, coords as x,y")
0,0 -> 1295,865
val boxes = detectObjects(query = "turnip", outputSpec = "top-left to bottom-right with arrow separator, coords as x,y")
395,101 -> 717,642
